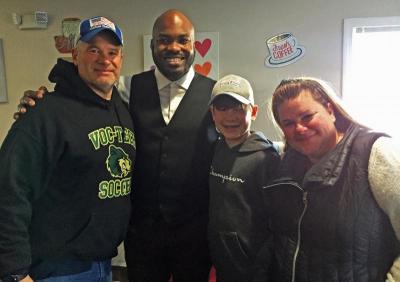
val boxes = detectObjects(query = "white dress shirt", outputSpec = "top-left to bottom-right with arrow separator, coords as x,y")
117,67 -> 195,124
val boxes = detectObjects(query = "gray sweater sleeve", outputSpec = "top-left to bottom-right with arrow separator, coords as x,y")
369,137 -> 400,281
368,136 -> 400,240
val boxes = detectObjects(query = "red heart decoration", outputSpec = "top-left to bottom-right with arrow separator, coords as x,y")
195,39 -> 212,57
194,62 -> 212,76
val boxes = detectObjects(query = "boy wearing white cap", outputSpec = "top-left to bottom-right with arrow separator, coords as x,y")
208,74 -> 280,282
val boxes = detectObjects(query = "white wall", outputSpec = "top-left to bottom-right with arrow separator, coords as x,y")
0,0 -> 399,143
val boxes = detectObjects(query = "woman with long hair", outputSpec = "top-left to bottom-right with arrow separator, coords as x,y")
264,77 -> 400,282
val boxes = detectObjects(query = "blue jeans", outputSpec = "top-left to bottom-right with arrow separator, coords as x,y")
34,259 -> 112,282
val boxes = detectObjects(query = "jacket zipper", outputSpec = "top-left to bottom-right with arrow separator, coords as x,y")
292,190 -> 308,282
263,182 -> 308,282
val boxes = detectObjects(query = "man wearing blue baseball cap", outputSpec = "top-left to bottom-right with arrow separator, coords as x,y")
0,16 -> 135,282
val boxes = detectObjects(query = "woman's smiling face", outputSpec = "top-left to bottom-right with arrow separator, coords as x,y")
278,90 -> 340,163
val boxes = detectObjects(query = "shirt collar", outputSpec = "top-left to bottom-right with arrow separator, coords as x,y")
154,67 -> 195,91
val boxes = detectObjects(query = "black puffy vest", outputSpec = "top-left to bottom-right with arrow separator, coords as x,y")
264,125 -> 400,282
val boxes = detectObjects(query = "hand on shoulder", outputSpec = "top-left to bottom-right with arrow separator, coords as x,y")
13,86 -> 49,120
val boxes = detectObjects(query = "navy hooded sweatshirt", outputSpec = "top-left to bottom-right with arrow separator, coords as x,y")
208,131 -> 280,282
0,59 -> 135,278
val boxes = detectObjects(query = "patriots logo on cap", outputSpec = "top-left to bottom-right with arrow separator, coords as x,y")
89,17 -> 116,31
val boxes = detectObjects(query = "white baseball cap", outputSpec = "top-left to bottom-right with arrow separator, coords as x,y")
209,74 -> 254,105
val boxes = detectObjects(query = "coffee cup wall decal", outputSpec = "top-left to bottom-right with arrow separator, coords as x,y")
265,32 -> 305,67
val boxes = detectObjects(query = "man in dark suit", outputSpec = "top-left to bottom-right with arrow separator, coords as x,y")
124,10 -> 217,282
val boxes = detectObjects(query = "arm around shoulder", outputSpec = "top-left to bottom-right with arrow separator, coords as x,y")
13,86 -> 49,120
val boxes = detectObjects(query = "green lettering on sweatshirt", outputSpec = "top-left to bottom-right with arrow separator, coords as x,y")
88,126 -> 134,150
124,128 -> 135,147
98,177 -> 131,199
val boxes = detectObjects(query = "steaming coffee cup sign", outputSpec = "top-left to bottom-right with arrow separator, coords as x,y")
265,32 -> 305,67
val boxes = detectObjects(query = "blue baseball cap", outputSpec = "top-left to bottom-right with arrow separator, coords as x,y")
76,16 -> 123,46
